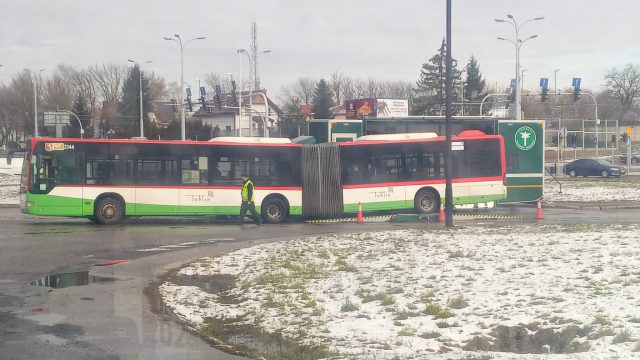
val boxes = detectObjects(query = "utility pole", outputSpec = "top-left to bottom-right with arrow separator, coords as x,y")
445,0 -> 453,227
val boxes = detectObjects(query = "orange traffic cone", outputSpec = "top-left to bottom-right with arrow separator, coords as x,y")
536,199 -> 543,220
357,202 -> 364,223
439,203 -> 445,223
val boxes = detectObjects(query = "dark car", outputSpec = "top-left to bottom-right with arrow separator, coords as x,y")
564,159 -> 626,178
619,150 -> 640,164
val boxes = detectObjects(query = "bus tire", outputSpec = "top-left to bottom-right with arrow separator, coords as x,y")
261,196 -> 288,224
95,197 -> 125,225
414,188 -> 440,214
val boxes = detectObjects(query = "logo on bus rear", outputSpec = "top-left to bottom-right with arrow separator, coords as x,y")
45,143 -> 75,152
515,126 -> 536,151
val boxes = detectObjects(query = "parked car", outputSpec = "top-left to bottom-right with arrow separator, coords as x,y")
618,150 -> 640,164
564,159 -> 626,178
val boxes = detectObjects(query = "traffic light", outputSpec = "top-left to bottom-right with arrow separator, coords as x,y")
215,84 -> 222,109
199,86 -> 207,111
540,78 -> 549,102
572,77 -> 581,102
231,80 -> 238,106
185,87 -> 193,112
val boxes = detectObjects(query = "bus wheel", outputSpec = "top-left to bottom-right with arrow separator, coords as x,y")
414,189 -> 439,214
261,197 -> 288,224
95,197 -> 124,225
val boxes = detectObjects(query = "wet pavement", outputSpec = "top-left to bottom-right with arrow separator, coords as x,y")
0,206 -> 639,359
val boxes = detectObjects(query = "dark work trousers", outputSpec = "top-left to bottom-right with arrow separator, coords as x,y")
239,201 -> 262,224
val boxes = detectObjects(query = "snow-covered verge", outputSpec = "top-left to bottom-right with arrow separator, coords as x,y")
0,157 -> 22,205
160,225 -> 640,359
544,179 -> 640,203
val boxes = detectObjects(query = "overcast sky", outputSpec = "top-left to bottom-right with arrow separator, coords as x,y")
1,0 -> 639,101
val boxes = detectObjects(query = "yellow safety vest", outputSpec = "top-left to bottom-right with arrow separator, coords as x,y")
241,179 -> 255,202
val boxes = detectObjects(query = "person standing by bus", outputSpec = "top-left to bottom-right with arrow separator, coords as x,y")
239,174 -> 263,225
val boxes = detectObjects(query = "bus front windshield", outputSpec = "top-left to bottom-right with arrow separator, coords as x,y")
29,153 -> 78,193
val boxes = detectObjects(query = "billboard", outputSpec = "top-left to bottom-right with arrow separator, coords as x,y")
376,99 -> 408,118
345,98 -> 376,119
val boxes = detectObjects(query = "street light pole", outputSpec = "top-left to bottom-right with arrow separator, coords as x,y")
496,15 -> 544,120
238,49 -> 252,136
554,69 -> 559,92
25,68 -> 45,137
164,34 -> 205,140
127,59 -> 151,138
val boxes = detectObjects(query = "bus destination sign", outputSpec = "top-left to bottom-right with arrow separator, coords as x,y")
45,143 -> 75,152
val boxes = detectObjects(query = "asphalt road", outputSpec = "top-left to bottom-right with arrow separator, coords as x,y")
0,205 -> 638,359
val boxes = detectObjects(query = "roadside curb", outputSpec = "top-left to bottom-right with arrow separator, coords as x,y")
0,204 -> 19,208
543,202 -> 640,210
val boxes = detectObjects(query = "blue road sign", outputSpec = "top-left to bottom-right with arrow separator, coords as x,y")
572,77 -> 581,87
199,86 -> 206,97
540,78 -> 549,88
510,79 -> 516,88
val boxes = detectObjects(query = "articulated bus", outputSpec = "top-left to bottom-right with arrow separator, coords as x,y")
20,131 -> 505,224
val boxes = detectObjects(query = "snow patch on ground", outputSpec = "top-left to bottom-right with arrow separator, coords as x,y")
544,179 -> 640,202
160,225 -> 640,359
0,157 -> 22,205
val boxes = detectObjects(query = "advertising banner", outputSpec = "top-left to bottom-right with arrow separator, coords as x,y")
375,99 -> 409,118
345,98 -> 376,119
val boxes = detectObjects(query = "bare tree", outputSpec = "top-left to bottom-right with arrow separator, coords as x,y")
71,68 -> 99,112
329,71 -> 348,105
295,77 -> 315,104
146,72 -> 169,102
41,65 -> 75,111
604,63 -> 640,120
89,63 -> 127,103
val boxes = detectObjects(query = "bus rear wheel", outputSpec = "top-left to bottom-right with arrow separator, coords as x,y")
95,197 -> 124,225
414,189 -> 439,214
261,197 -> 288,224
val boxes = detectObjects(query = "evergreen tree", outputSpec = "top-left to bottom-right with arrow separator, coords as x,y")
67,93 -> 92,138
412,39 -> 461,115
119,64 -> 153,138
312,79 -> 335,119
464,55 -> 489,115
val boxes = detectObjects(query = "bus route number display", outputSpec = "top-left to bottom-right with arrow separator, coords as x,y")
45,143 -> 75,152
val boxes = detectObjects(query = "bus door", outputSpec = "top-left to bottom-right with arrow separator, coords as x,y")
30,151 -> 84,215
498,121 -> 544,202
134,157 -> 180,215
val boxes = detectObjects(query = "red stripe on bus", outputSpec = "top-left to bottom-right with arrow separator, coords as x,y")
342,176 -> 504,189
30,137 -> 302,148
58,185 -> 302,191
339,134 -> 504,146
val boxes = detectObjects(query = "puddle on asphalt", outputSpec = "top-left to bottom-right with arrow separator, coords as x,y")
30,271 -> 114,289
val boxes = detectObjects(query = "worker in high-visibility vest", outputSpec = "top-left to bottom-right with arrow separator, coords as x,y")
239,174 -> 263,225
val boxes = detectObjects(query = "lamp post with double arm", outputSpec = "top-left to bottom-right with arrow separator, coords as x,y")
496,15 -> 544,120
164,34 -> 205,140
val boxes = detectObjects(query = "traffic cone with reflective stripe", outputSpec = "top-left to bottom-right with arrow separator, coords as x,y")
536,199 -> 543,220
439,203 -> 445,223
357,202 -> 364,223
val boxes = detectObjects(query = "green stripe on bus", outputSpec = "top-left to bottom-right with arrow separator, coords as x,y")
25,193 -> 304,217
